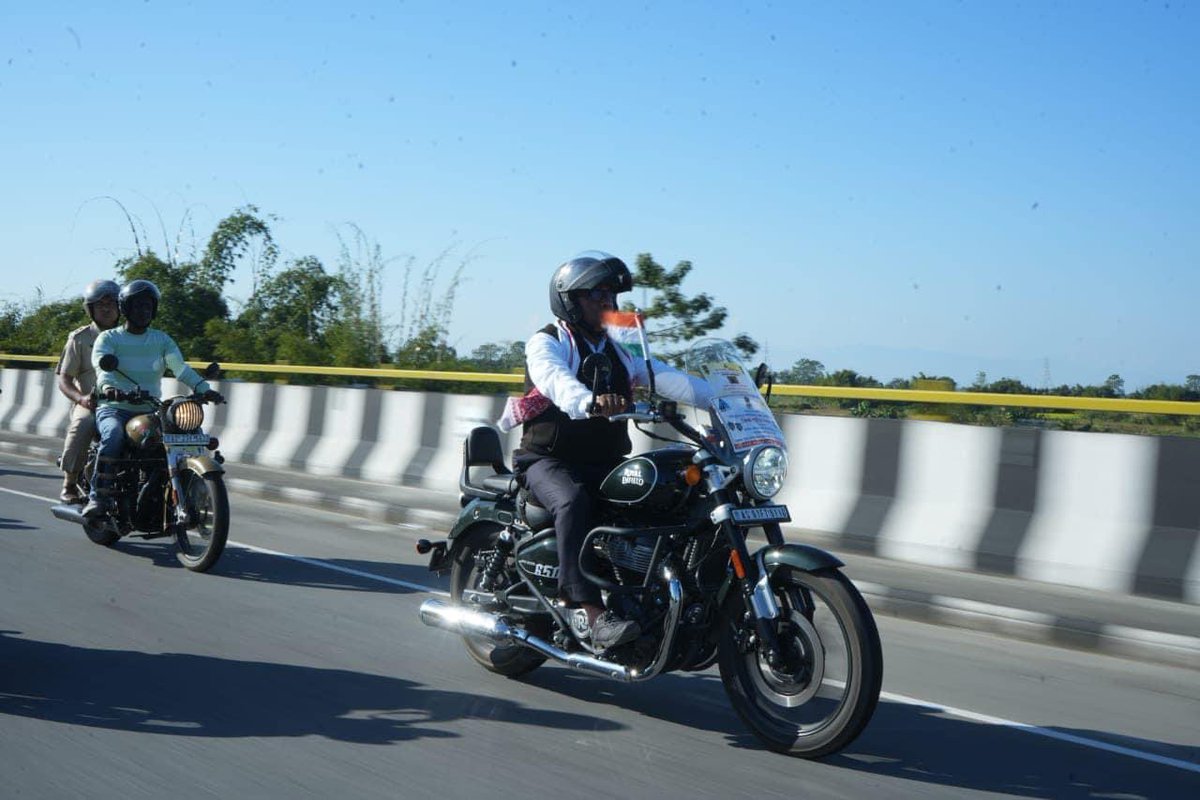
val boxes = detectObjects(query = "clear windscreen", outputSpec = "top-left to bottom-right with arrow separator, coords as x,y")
684,338 -> 786,455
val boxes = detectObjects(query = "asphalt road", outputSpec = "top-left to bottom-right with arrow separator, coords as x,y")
2,452 -> 1197,799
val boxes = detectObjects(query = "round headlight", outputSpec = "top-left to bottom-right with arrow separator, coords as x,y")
170,399 -> 205,432
744,445 -> 788,500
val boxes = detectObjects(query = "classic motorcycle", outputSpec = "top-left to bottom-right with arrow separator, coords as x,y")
50,354 -> 230,572
417,337 -> 882,757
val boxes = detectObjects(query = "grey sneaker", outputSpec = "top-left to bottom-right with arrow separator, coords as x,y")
591,612 -> 640,651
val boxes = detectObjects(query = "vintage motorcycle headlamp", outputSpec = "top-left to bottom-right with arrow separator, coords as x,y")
743,445 -> 788,500
170,399 -> 205,432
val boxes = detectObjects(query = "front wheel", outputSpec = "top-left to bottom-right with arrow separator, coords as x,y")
173,472 -> 229,572
719,567 -> 882,758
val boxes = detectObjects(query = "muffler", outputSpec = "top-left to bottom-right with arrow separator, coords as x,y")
50,504 -> 85,525
419,598 -> 632,682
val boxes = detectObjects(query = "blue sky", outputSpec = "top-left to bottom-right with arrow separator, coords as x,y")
2,1 -> 1197,388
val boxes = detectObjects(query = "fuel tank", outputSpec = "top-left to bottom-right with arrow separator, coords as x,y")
599,447 -> 696,513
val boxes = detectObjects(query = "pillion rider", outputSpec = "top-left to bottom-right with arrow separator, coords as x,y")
55,279 -> 121,503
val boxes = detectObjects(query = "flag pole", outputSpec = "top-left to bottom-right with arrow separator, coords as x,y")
633,308 -> 655,397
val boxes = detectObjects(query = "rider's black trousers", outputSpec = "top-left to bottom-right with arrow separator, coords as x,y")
521,457 -> 614,606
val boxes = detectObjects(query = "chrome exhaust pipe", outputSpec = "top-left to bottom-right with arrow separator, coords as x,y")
50,504 -> 85,525
419,598 -> 633,681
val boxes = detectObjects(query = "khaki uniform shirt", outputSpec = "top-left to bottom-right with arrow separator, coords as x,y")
56,323 -> 102,397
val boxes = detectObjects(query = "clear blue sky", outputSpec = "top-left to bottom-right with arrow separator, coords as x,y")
2,1 -> 1197,388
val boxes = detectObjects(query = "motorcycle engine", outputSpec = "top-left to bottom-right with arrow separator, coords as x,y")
596,536 -> 657,581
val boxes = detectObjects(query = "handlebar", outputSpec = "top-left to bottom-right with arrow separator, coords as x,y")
101,389 -> 225,406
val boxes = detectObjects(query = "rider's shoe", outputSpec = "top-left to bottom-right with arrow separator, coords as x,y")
591,612 -> 641,651
60,474 -> 84,504
81,497 -> 108,519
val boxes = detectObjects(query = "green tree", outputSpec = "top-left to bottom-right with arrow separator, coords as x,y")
197,205 -> 279,291
1104,373 -> 1126,398
779,357 -> 826,385
624,253 -> 759,363
1186,375 -> 1200,395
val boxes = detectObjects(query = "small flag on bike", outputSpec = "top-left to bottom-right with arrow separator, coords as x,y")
602,310 -> 648,360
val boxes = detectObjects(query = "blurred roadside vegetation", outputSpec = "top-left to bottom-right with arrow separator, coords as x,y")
3,204 -> 1196,435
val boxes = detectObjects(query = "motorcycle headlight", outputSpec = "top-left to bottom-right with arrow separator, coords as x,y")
743,445 -> 788,500
170,399 -> 205,433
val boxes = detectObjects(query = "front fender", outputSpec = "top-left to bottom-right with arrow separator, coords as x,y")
716,543 -> 845,626
758,542 -> 844,574
183,455 -> 225,477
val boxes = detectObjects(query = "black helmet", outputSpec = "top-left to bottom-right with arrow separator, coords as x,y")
82,279 -> 120,318
118,279 -> 161,318
549,251 -> 633,323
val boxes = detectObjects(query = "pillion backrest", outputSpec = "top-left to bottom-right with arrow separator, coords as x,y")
463,426 -> 510,474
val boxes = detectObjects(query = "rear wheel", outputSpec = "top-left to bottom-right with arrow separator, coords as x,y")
449,526 -> 546,678
78,454 -> 118,546
173,472 -> 229,572
719,567 -> 882,758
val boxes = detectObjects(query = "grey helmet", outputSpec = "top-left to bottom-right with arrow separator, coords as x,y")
82,279 -> 120,320
118,279 -> 161,319
549,251 -> 633,324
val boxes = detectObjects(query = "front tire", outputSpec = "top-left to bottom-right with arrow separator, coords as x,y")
719,567 -> 882,758
449,526 -> 546,678
173,472 -> 229,572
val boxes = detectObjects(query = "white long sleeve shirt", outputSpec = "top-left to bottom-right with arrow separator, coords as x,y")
524,320 -> 714,418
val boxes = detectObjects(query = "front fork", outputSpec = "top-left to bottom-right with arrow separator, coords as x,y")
165,449 -> 191,527
712,489 -> 787,668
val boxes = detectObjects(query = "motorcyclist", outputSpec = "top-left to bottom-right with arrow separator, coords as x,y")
55,279 -> 121,503
81,279 -> 222,519
513,251 -> 713,651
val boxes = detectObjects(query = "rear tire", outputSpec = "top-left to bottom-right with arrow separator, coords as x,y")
78,454 -> 118,546
173,472 -> 229,572
449,525 -> 546,678
719,568 -> 882,758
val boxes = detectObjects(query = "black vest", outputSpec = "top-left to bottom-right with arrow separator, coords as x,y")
516,324 -> 633,467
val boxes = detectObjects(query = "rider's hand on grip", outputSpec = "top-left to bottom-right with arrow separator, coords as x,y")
201,389 -> 225,405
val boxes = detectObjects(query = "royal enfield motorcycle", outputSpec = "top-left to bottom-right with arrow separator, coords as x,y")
50,355 -> 230,572
417,338 -> 882,757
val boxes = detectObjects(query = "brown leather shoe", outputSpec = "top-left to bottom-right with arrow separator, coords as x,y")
60,475 -> 85,505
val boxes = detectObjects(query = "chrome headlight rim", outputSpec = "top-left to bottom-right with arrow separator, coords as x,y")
743,444 -> 788,500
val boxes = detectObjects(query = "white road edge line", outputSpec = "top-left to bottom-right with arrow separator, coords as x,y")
2,481 -> 1196,775
879,689 -> 1200,775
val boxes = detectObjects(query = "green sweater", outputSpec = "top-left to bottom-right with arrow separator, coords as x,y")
93,327 -> 209,411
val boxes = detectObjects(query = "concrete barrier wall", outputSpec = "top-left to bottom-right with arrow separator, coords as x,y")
3,367 -> 1197,603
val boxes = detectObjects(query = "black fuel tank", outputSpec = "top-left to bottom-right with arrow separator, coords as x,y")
599,447 -> 696,513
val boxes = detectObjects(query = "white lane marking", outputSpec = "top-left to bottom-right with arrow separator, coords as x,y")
880,690 -> 1200,775
228,541 -> 449,597
0,486 -> 449,597
3,481 -> 1197,774
0,485 -> 60,503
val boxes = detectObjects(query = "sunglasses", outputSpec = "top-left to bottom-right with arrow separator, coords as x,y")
577,287 -> 616,302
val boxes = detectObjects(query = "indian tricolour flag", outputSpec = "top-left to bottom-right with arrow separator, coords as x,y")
602,310 -> 649,360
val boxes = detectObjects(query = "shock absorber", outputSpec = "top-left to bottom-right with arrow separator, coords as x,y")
478,529 -> 515,592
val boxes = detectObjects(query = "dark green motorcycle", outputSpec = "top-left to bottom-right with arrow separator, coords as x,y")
418,338 -> 881,758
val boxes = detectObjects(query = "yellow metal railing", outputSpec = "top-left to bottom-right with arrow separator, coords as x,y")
3,353 -> 1198,415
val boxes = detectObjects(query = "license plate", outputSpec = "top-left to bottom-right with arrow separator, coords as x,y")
162,433 -> 210,446
730,504 -> 791,525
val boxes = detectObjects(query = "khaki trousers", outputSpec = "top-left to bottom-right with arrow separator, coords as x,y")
60,404 -> 96,475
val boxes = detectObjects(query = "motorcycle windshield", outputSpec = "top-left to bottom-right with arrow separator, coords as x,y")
684,338 -> 786,455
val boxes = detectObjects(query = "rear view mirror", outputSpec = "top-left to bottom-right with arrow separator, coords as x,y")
753,363 -> 770,389
99,354 -> 119,371
203,362 -> 221,380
